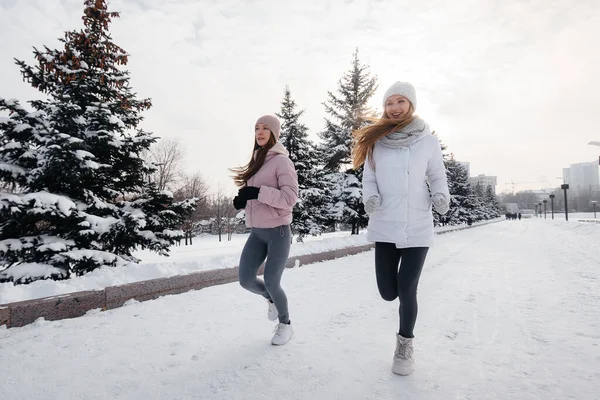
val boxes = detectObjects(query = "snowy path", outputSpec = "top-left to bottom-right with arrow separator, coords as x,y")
1,220 -> 599,400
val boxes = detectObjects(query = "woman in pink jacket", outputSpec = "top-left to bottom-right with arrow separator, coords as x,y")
231,115 -> 299,346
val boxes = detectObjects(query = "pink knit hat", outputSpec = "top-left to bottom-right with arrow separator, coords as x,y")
255,115 -> 281,141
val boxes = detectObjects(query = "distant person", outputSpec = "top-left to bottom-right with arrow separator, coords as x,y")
230,115 -> 298,346
518,213 -> 522,220
352,81 -> 450,375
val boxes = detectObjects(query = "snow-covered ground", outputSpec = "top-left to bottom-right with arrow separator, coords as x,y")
0,220 -> 499,304
1,218 -> 598,400
539,211 -> 596,221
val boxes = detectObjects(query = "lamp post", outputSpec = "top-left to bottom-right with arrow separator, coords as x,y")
561,184 -> 569,221
543,199 -> 547,219
549,194 -> 555,220
592,200 -> 598,219
538,202 -> 542,218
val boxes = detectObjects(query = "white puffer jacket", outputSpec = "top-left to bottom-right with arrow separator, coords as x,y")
362,133 -> 450,248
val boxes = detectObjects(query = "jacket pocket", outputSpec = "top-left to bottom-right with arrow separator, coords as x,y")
268,204 -> 279,219
371,195 -> 405,222
273,206 -> 289,217
257,202 -> 278,220
408,184 -> 432,211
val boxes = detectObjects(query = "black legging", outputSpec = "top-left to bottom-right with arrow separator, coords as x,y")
375,242 -> 429,338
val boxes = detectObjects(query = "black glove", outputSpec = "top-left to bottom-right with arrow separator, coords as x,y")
233,196 -> 246,210
237,186 -> 260,201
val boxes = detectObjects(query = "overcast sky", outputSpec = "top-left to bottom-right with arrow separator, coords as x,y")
1,0 -> 599,195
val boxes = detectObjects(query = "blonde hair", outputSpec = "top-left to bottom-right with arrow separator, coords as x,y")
352,105 -> 415,170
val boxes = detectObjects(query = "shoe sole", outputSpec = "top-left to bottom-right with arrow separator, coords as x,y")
391,364 -> 413,376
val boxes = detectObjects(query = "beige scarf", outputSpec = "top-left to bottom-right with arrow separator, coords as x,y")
379,116 -> 430,148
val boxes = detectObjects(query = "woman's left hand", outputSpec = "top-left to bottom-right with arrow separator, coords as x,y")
432,193 -> 449,215
238,186 -> 260,201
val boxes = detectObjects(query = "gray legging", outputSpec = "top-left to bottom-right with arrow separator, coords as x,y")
238,225 -> 292,324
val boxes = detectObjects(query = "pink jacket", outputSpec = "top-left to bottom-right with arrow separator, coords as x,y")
245,142 -> 298,228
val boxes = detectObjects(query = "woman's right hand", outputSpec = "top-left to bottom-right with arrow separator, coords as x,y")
364,194 -> 381,214
233,196 -> 247,210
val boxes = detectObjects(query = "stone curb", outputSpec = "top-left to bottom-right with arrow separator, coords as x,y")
0,306 -> 10,327
6,291 -> 105,328
0,221 -> 501,328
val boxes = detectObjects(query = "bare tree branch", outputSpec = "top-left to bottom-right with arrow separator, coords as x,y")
210,188 -> 239,242
173,172 -> 210,245
148,138 -> 185,191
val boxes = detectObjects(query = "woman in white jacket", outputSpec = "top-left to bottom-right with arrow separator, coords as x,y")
352,81 -> 450,376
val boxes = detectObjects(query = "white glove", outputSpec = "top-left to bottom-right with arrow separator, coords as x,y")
364,195 -> 381,214
432,193 -> 449,215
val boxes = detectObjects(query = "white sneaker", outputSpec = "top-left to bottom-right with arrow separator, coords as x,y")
266,299 -> 278,321
271,322 -> 293,346
392,333 -> 414,375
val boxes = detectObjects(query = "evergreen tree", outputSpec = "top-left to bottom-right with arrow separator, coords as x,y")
276,86 -> 326,242
444,156 -> 476,224
470,182 -> 501,221
319,49 -> 378,172
0,0 -> 195,284
318,49 -> 377,234
485,184 -> 501,218
470,182 -> 488,221
326,170 -> 365,234
474,182 -> 485,198
433,138 -> 499,225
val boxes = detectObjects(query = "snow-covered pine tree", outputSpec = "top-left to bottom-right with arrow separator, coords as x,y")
473,182 -> 485,198
318,49 -> 377,234
0,0 -> 195,284
444,156 -> 476,225
471,186 -> 488,222
470,182 -> 488,221
319,49 -> 378,172
469,182 -> 500,221
485,184 -> 501,219
276,86 -> 326,242
326,170 -> 365,234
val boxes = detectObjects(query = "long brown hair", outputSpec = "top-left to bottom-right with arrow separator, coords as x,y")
230,133 -> 277,187
352,105 -> 415,170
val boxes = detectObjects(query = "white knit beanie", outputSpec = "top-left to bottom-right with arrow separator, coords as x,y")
382,81 -> 417,110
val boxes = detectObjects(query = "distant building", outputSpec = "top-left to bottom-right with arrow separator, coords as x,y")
562,161 -> 600,194
469,174 -> 497,193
